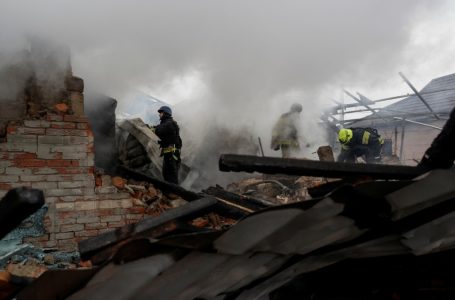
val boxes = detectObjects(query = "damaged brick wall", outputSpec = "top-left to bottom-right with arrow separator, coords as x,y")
0,44 -> 146,251
0,113 -> 147,251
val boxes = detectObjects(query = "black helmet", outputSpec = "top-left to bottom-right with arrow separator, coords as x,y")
158,105 -> 172,116
290,103 -> 302,113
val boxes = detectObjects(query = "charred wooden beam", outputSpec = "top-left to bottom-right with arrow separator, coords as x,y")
0,187 -> 45,239
78,196 -> 218,259
219,154 -> 423,180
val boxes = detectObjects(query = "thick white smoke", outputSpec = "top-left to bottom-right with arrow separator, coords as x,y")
1,0 -> 454,188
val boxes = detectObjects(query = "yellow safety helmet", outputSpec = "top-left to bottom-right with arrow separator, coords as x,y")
338,128 -> 353,144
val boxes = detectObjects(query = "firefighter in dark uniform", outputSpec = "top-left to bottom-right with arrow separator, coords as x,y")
337,127 -> 384,163
418,106 -> 455,171
153,106 -> 182,184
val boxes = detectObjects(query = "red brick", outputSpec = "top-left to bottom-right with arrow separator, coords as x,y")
47,160 -> 73,167
0,183 -> 12,190
108,221 -> 126,228
127,207 -> 147,214
7,126 -> 18,134
63,115 -> 89,123
93,209 -> 115,217
13,153 -> 37,160
13,159 -> 46,167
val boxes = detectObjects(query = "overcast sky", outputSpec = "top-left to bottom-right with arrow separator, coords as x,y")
1,0 -> 455,155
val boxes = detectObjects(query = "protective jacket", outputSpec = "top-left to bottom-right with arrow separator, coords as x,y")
154,115 -> 182,151
154,115 -> 182,184
338,127 -> 383,163
270,112 -> 300,150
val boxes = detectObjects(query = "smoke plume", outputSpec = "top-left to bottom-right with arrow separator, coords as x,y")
1,0 -> 453,187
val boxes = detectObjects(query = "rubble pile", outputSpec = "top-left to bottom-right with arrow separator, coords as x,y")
0,243 -> 89,298
95,170 -> 237,230
226,174 -> 329,204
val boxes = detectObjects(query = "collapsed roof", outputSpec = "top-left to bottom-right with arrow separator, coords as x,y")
7,157 -> 455,299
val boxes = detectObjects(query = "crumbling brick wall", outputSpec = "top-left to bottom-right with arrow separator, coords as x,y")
0,113 -> 145,251
0,43 -> 146,251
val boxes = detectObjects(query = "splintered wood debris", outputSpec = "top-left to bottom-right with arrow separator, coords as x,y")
108,175 -> 236,229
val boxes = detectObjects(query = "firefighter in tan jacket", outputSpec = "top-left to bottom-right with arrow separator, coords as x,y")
270,103 -> 302,158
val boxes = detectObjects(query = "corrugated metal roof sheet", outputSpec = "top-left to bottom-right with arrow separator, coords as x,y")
353,73 -> 455,125
384,73 -> 455,116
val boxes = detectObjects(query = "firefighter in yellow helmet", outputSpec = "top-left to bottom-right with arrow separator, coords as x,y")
337,127 -> 384,163
270,103 -> 302,158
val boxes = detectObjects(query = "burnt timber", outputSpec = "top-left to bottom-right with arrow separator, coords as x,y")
219,154 -> 423,179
